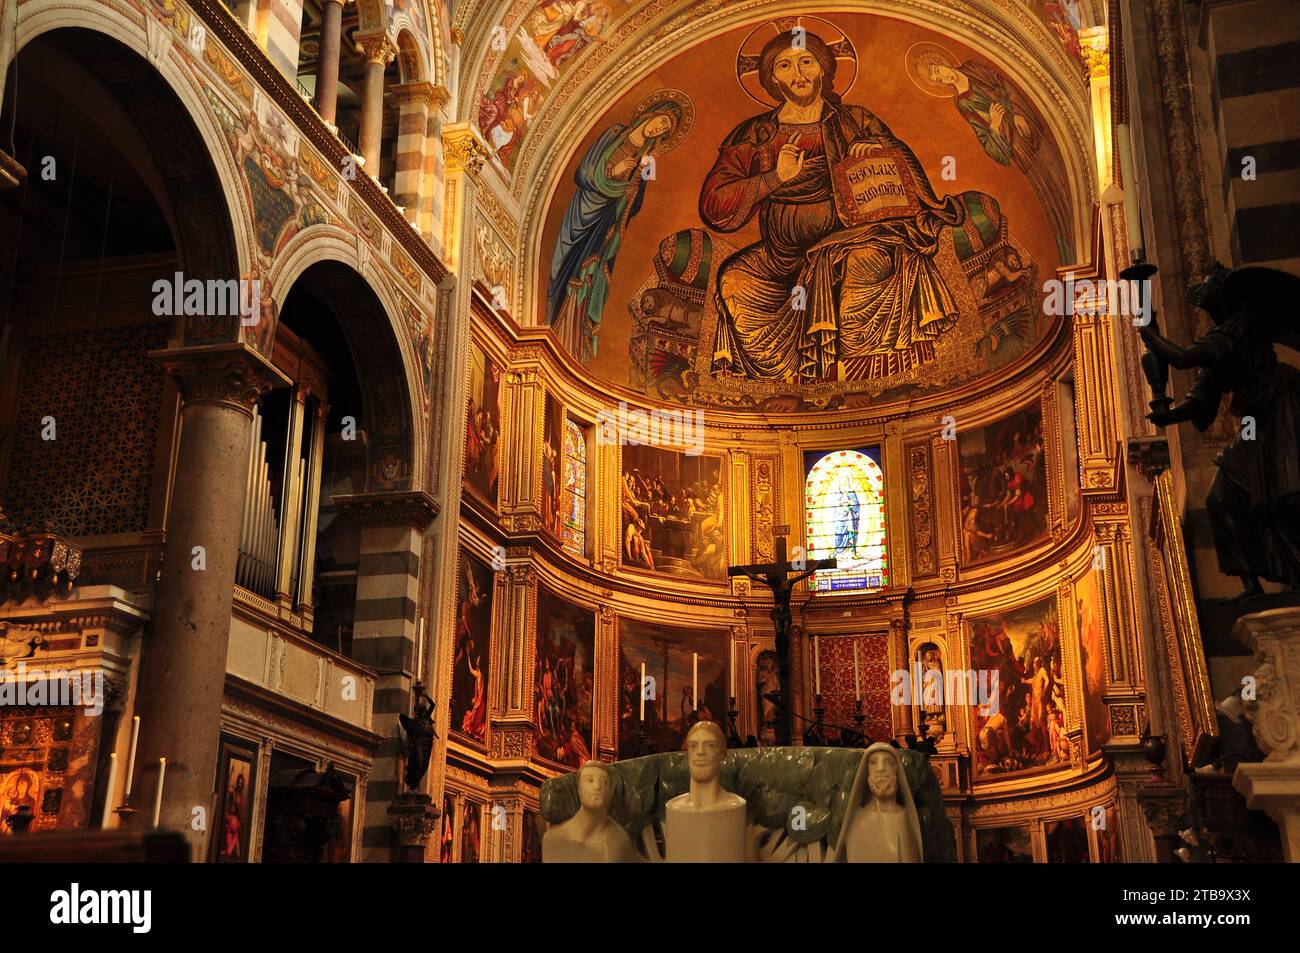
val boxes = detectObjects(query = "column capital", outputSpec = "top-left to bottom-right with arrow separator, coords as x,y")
355,32 -> 398,66
331,490 -> 439,529
442,122 -> 490,177
149,343 -> 289,417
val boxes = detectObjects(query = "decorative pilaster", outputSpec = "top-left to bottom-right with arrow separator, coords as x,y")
440,123 -> 490,274
489,561 -> 536,761
500,365 -> 545,530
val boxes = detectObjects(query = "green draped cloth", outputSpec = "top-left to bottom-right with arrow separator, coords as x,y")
540,747 -> 956,862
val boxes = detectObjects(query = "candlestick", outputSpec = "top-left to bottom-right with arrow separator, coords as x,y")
639,662 -> 646,720
151,758 -> 166,827
692,653 -> 698,711
123,715 -> 140,799
813,636 -> 821,696
853,641 -> 861,701
100,753 -> 118,830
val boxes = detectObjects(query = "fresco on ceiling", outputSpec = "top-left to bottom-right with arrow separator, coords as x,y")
1032,0 -> 1085,61
479,1 -> 629,166
538,14 -> 1069,410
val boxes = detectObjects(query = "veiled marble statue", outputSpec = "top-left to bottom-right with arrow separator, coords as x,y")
831,742 -> 923,862
542,760 -> 640,863
663,720 -> 748,862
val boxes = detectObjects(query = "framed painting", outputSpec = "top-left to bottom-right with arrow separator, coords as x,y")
211,736 -> 258,863
976,825 -> 1033,863
618,617 -> 728,758
957,405 -> 1050,565
968,594 -> 1068,777
1045,816 -> 1090,863
620,445 -> 726,579
463,340 -> 502,506
534,586 -> 595,768
450,550 -> 495,747
439,793 -> 455,863
460,799 -> 482,864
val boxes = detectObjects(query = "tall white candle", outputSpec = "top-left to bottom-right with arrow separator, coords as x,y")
100,752 -> 118,830
416,618 -> 426,683
1116,123 -> 1144,256
692,653 -> 698,711
123,715 -> 141,799
639,662 -> 646,720
854,641 -> 861,701
813,636 -> 821,696
729,642 -> 736,699
151,758 -> 166,827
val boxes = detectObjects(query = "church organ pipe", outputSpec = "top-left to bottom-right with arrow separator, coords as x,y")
296,399 -> 327,611
235,405 -> 282,599
236,407 -> 259,591
275,386 -> 309,606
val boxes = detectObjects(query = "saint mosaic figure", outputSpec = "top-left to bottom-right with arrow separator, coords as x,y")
547,89 -> 694,360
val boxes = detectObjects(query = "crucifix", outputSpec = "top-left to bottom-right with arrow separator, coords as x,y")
728,525 -> 835,746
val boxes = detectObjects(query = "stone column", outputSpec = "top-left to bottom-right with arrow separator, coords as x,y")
314,0 -> 346,125
356,34 -> 397,176
1233,607 -> 1300,861
134,343 -> 287,860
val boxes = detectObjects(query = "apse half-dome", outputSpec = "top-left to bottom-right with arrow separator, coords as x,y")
536,12 -> 1075,413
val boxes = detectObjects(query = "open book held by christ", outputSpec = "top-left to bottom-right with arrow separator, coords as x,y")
832,145 -> 923,226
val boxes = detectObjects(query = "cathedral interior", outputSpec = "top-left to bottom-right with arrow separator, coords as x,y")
1,0 -> 1299,868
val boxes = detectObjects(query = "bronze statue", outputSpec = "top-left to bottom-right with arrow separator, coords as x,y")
399,685 -> 437,792
1139,263 -> 1300,597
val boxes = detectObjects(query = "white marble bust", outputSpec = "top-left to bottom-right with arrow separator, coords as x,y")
833,742 -> 923,863
542,760 -> 639,863
664,721 -> 748,862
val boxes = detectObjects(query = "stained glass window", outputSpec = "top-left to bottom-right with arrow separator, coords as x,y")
804,448 -> 888,593
561,419 -> 587,557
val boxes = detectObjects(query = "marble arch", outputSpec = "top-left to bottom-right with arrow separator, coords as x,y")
12,1 -> 256,296
270,227 -> 427,492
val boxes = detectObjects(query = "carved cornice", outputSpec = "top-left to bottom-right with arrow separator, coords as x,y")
149,343 -> 290,416
333,491 -> 439,529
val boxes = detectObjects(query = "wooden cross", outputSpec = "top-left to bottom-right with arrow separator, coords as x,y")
729,526 -> 836,745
